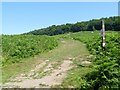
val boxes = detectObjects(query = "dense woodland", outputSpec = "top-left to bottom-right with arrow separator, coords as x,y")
25,16 -> 120,35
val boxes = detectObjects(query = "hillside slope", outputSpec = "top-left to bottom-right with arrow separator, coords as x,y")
3,38 -> 91,88
2,31 -> 119,89
25,16 -> 120,36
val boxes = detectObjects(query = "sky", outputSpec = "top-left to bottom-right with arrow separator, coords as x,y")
2,2 -> 118,34
1,0 -> 120,2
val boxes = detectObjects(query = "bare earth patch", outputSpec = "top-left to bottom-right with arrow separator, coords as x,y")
3,60 -> 73,88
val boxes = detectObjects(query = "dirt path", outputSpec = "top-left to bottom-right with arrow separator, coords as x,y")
3,60 -> 73,88
2,39 -> 90,88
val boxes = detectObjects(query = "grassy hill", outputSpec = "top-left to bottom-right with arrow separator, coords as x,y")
2,31 -> 120,89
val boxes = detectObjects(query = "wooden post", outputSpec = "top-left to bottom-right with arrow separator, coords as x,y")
101,20 -> 105,48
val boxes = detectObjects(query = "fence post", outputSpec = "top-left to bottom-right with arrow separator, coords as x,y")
101,20 -> 105,49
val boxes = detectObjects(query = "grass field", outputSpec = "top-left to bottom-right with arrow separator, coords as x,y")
2,31 -> 120,89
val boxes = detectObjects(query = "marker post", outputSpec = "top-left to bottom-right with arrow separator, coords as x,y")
101,20 -> 105,49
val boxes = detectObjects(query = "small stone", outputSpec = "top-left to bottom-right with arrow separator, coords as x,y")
21,74 -> 25,76
46,60 -> 49,62
68,58 -> 72,60
81,61 -> 91,66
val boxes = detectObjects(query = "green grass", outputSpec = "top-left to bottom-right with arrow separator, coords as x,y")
2,35 -> 58,66
2,35 -> 58,83
2,55 -> 43,83
54,56 -> 93,88
2,36 -> 91,84
3,31 -> 105,87
2,31 -> 119,89
59,67 -> 92,88
65,31 -> 120,89
1,31 -> 96,84
52,31 -> 119,88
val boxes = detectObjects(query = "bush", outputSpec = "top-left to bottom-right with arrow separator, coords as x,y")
2,35 -> 58,66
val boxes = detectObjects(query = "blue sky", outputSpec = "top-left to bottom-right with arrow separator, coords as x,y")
2,2 -> 118,34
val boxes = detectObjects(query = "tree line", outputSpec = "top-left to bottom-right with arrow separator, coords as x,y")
25,16 -> 120,36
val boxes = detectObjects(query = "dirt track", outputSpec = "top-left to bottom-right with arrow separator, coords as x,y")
3,39 -> 90,88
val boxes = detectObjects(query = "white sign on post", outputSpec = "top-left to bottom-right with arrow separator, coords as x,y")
101,20 -> 105,48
